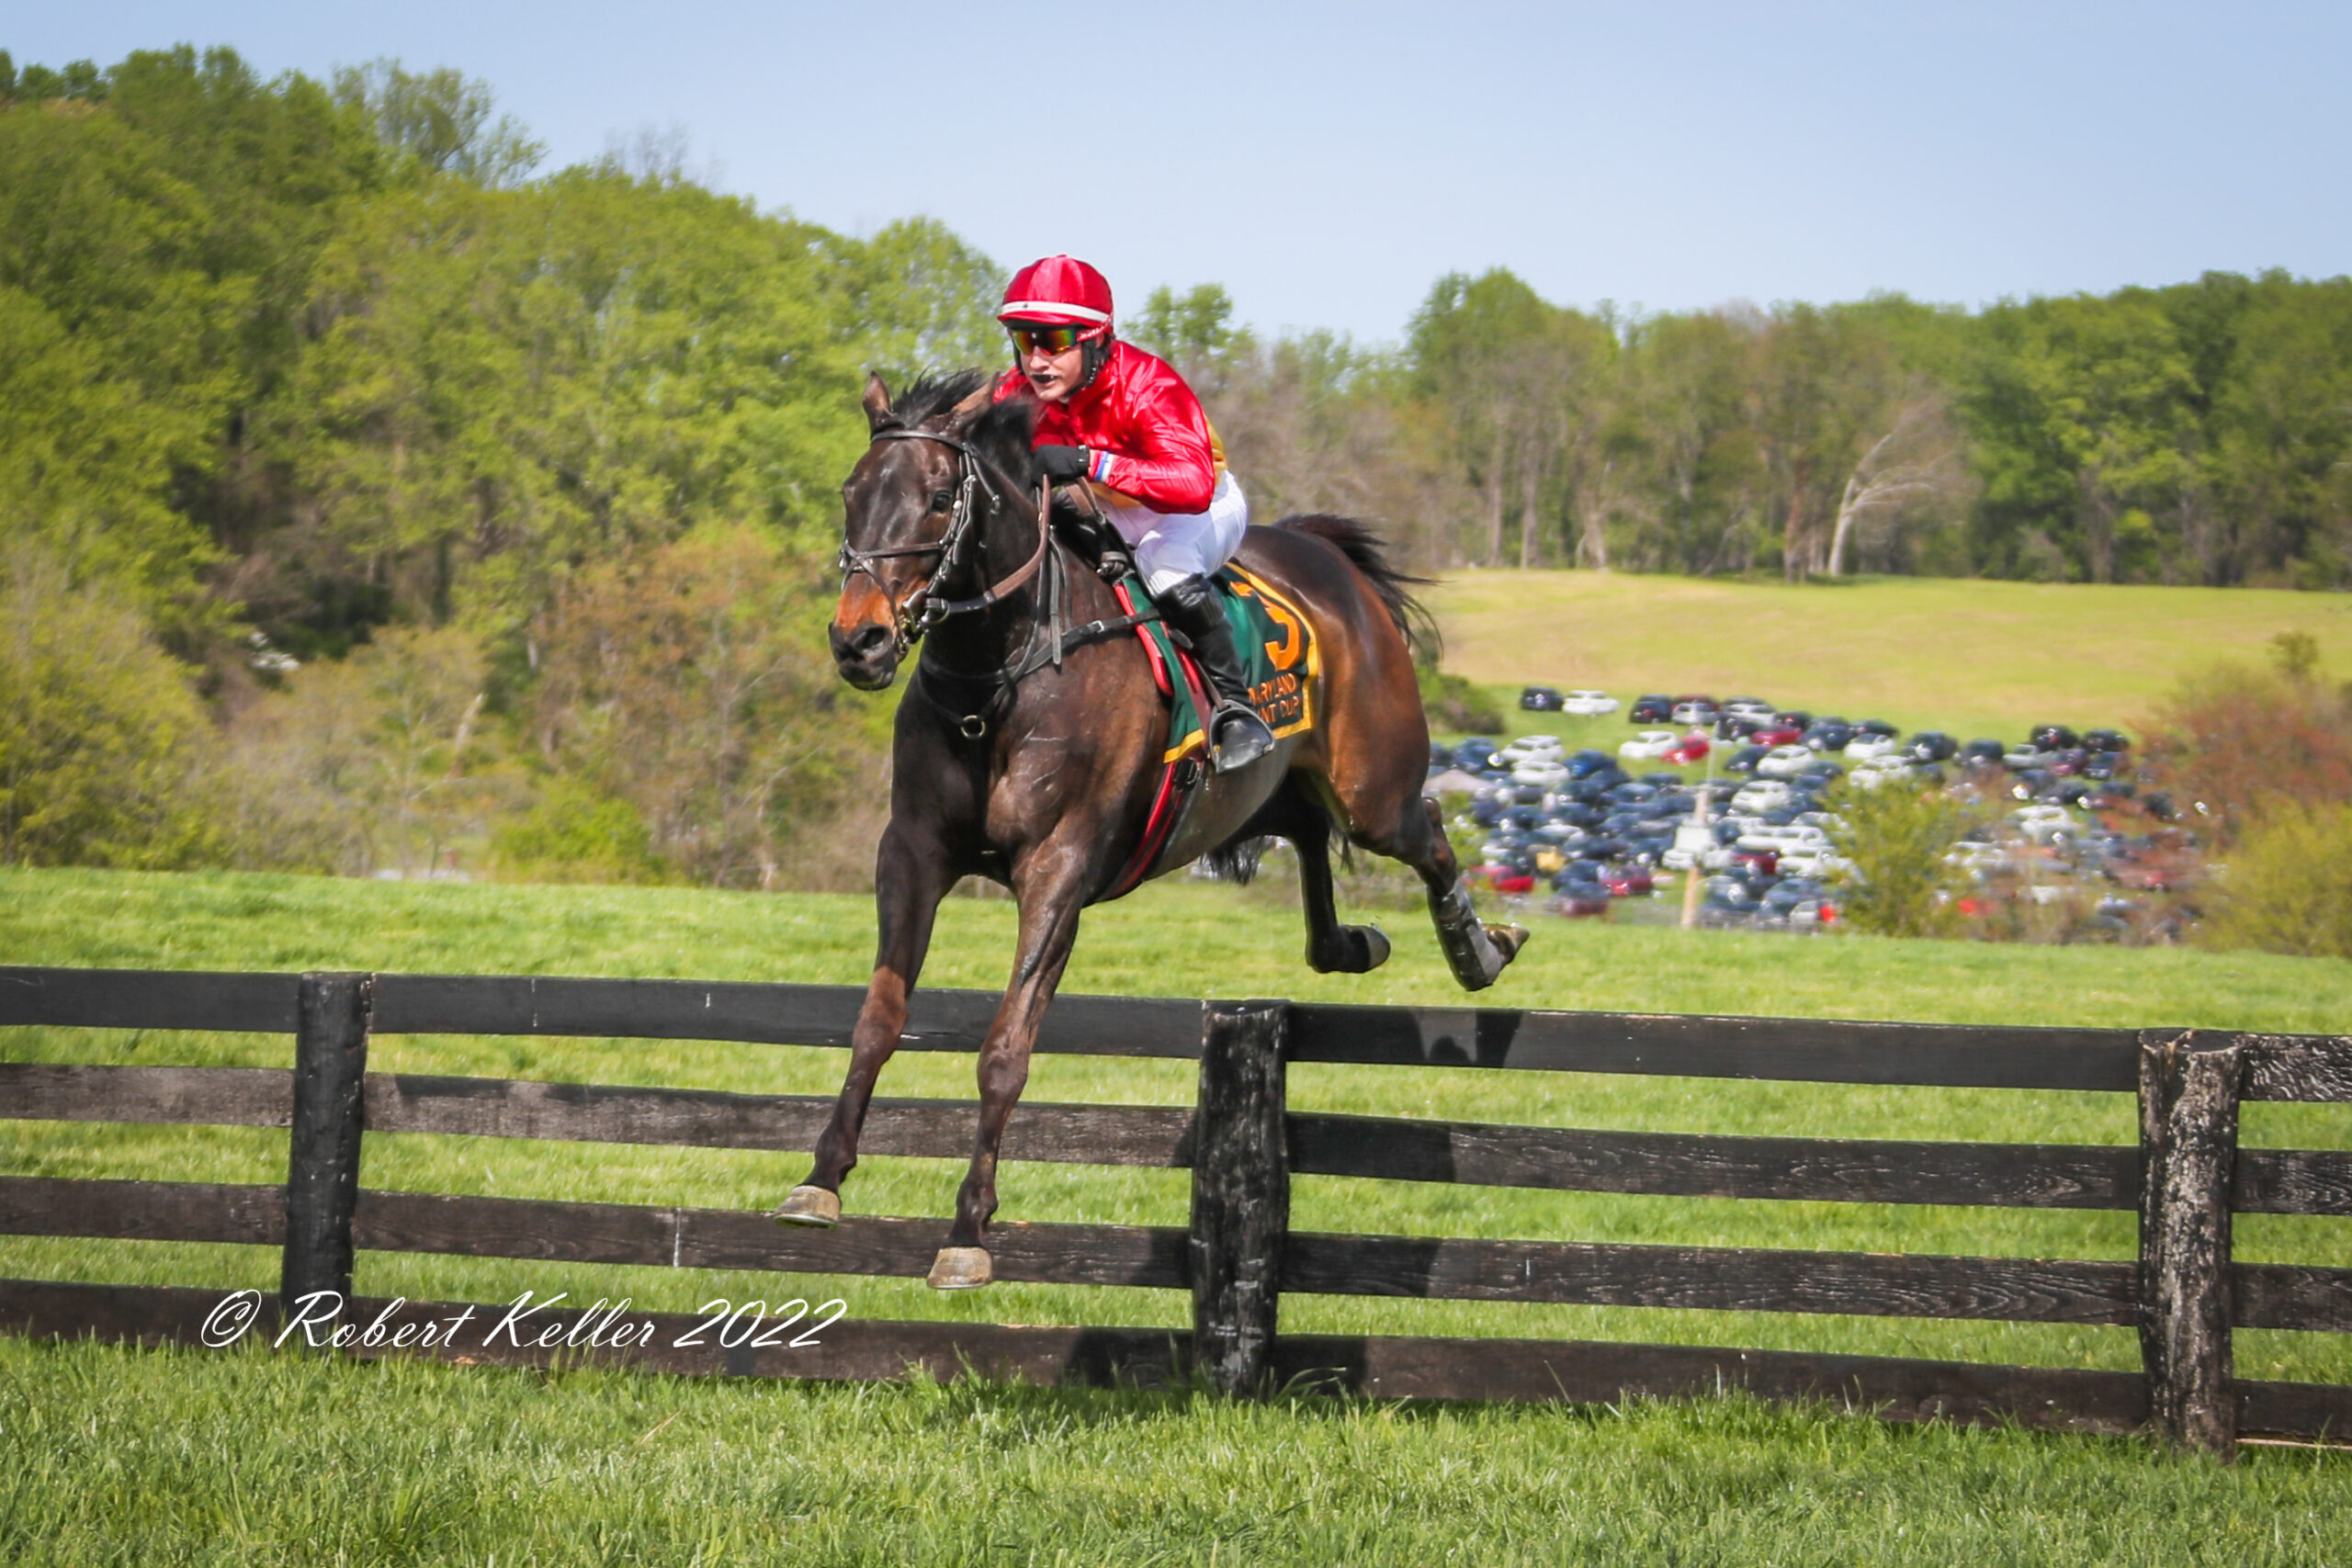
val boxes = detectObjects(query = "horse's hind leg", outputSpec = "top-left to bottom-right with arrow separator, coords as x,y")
1329,773 -> 1524,991
1259,779 -> 1389,975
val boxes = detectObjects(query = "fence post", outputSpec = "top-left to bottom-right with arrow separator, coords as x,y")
282,972 -> 372,1336
1190,1000 -> 1290,1395
2138,1028 -> 2243,1458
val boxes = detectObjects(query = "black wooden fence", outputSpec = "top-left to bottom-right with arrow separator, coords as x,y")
3,964 -> 2349,1458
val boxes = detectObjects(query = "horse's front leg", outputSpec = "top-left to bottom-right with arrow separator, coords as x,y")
927,839 -> 1094,1289
775,821 -> 951,1226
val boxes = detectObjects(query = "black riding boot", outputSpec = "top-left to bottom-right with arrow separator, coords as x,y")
1157,574 -> 1277,773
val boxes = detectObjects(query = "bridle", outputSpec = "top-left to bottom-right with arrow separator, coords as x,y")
835,426 -> 1051,658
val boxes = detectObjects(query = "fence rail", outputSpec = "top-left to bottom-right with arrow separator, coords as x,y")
3,964 -> 2348,1457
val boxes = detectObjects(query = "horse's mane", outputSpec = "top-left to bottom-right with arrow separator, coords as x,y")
885,369 -> 1039,483
1277,513 -> 1439,664
887,369 -> 992,428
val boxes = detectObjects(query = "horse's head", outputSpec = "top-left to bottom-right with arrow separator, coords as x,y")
830,370 -> 1038,690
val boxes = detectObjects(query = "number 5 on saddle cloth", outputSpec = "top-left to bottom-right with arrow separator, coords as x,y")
1096,564 -> 1319,901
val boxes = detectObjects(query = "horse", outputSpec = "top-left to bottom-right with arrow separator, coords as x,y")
775,369 -> 1525,1289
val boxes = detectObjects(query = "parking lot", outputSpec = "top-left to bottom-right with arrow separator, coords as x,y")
1428,687 -> 2189,935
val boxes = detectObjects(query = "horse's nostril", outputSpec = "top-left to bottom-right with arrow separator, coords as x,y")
851,624 -> 891,656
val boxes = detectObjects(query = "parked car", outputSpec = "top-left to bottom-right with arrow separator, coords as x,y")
1519,685 -> 1565,712
1749,722 -> 1804,747
1670,696 -> 1719,726
1960,739 -> 2007,768
1904,731 -> 1958,763
1854,718 -> 1898,738
1773,710 -> 1814,731
1562,689 -> 1621,716
1454,738 -> 1501,772
1755,744 -> 1817,779
1629,694 -> 1675,723
1600,863 -> 1656,897
1724,743 -> 1770,774
1844,732 -> 1901,761
1723,698 -> 1776,724
2083,728 -> 2130,753
1732,779 -> 1794,812
1619,728 -> 1681,761
2030,723 -> 2082,751
1498,735 -> 1566,766
1510,759 -> 1568,787
1803,721 -> 1854,753
1661,732 -> 1712,766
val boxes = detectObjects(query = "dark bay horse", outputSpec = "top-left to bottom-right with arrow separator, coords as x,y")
775,370 -> 1524,1288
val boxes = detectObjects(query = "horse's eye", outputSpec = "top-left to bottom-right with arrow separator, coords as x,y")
930,489 -> 955,512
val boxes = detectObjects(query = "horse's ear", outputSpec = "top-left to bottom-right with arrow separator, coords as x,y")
862,373 -> 897,433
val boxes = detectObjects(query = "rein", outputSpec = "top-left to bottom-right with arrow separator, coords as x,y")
836,427 -> 1051,657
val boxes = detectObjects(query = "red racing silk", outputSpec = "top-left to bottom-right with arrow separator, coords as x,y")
993,341 -> 1219,515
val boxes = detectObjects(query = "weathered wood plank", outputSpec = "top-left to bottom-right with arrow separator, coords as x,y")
1281,1231 -> 2140,1324
347,1190 -> 1190,1289
282,974 -> 370,1326
2235,1148 -> 2352,1216
1289,1114 -> 2140,1209
1285,1004 -> 2140,1090
2234,1265 -> 2352,1335
368,975 -> 1207,1058
0,1064 -> 292,1127
2241,1034 -> 2352,1103
363,1074 -> 1197,1166
0,967 -> 300,1033
0,1177 -> 283,1245
1190,1002 -> 1289,1394
1267,1331 -> 2154,1432
2138,1031 -> 2242,1456
0,1277 -> 2256,1438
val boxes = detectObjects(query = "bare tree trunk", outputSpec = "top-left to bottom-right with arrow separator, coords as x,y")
1518,444 -> 1542,569
1782,458 -> 1810,581
1579,458 -> 1612,570
1484,427 -> 1507,566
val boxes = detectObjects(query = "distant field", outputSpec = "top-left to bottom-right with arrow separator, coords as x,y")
1424,571 -> 2352,741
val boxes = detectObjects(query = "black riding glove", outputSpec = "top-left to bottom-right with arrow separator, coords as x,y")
1035,445 -> 1091,483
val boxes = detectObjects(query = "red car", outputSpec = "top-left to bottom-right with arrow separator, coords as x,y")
1600,864 -> 1655,897
1469,864 -> 1536,895
1750,724 -> 1803,747
1661,732 -> 1712,765
1731,848 -> 1778,876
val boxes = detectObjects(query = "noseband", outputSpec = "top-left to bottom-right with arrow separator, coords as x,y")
836,427 -> 1051,657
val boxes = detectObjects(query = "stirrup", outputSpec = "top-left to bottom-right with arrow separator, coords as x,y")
1209,704 -> 1276,773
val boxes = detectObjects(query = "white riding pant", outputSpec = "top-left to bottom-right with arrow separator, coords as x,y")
1104,470 -> 1250,595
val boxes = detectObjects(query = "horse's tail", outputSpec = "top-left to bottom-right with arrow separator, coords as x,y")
1273,513 -> 1441,665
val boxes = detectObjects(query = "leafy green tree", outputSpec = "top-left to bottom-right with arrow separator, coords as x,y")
332,59 -> 542,187
2199,803 -> 2352,959
1827,782 -> 1979,938
0,552 -> 221,867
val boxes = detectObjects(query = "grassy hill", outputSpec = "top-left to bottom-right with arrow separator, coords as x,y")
1424,571 -> 2352,741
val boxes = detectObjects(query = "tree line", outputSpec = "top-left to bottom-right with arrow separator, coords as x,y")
4,44 -> 2347,887
1134,269 -> 2352,589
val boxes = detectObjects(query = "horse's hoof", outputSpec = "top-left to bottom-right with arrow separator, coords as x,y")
926,1247 -> 993,1290
773,1186 -> 841,1228
1487,923 -> 1530,964
1311,923 -> 1392,975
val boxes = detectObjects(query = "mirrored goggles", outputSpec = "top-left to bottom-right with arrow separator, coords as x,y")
1008,323 -> 1087,357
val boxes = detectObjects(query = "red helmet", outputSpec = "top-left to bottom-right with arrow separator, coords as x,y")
999,255 -> 1114,333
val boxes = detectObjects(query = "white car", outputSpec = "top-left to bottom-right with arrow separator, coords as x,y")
2009,804 -> 2075,842
1670,699 -> 1719,726
2002,742 -> 2053,772
1510,759 -> 1569,787
1619,728 -> 1679,761
1730,780 -> 1792,814
1754,744 -> 1817,779
1847,754 -> 1915,789
1779,847 -> 1851,878
1561,690 -> 1620,716
1724,700 -> 1776,725
1498,735 -> 1566,766
1845,733 -> 1901,762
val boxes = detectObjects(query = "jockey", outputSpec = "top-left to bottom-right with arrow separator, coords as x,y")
991,254 -> 1277,773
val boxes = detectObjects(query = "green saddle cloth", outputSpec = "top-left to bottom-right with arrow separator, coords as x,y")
1123,565 -> 1317,763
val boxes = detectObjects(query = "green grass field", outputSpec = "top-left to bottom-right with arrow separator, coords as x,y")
5,866 -> 2350,1562
1425,570 -> 2352,741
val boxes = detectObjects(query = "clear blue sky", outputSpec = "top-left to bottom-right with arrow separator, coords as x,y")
9,3 -> 2347,342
